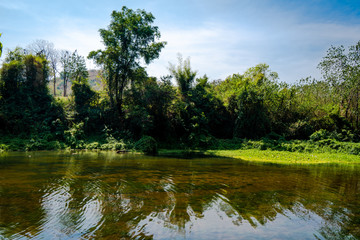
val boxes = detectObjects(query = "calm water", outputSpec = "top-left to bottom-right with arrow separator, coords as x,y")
0,151 -> 359,240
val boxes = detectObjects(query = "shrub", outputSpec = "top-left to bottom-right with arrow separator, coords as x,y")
288,120 -> 314,140
135,136 -> 158,155
310,129 -> 330,141
86,142 -> 100,150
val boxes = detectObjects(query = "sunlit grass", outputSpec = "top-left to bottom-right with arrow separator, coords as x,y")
205,149 -> 360,165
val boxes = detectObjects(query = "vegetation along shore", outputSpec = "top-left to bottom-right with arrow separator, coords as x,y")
0,7 -> 359,164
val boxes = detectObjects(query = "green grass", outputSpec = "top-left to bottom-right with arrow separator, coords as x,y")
157,148 -> 360,165
205,149 -> 360,165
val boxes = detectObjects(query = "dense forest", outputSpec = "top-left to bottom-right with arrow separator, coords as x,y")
0,7 -> 360,154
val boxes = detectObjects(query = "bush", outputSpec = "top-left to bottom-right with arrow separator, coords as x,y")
86,142 -> 101,150
212,138 -> 243,150
134,136 -> 158,155
264,132 -> 285,141
310,129 -> 331,141
288,120 -> 314,140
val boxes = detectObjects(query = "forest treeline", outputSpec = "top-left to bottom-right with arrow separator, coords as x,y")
0,7 -> 360,154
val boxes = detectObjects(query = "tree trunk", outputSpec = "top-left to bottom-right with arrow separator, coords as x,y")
116,97 -> 123,117
356,87 -> 359,129
63,77 -> 67,97
53,72 -> 56,96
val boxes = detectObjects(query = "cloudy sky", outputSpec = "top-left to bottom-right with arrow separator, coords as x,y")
1,0 -> 360,83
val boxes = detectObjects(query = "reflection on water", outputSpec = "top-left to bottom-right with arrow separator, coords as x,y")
0,151 -> 359,239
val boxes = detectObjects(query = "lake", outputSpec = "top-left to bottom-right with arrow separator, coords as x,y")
0,151 -> 359,239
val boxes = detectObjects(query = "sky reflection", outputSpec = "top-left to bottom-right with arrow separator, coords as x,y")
0,151 -> 359,239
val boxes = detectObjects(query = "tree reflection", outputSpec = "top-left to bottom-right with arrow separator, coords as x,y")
0,152 -> 359,239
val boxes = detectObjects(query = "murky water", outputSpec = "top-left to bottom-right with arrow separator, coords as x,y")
0,151 -> 359,239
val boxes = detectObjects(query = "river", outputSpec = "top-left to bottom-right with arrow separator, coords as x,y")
0,151 -> 359,239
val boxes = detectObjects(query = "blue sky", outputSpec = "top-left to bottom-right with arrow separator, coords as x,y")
1,0 -> 360,82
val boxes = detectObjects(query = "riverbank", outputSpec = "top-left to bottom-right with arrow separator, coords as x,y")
1,136 -> 359,165
157,149 -> 360,165
205,149 -> 360,165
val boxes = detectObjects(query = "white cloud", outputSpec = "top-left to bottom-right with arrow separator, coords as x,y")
24,11 -> 360,84
146,23 -> 263,80
43,18 -> 104,68
147,20 -> 360,82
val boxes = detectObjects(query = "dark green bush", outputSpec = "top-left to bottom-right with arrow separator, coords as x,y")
310,129 -> 331,141
264,132 -> 285,141
135,136 -> 158,155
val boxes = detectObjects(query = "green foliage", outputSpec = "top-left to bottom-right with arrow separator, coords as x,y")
0,136 -> 66,151
169,54 -> 197,97
167,60 -> 231,146
0,33 -> 2,57
310,129 -> 331,141
210,137 -> 360,156
287,120 -> 314,140
71,80 -> 102,135
318,41 -> 360,130
310,129 -> 359,142
1,10 -> 360,159
234,85 -> 270,139
64,122 -> 85,148
88,6 -> 166,116
0,51 -> 64,136
69,50 -> 88,83
122,75 -> 176,140
134,136 -> 158,154
4,47 -> 24,62
59,50 -> 88,96
191,75 -> 233,138
0,60 -> 24,98
98,136 -> 127,150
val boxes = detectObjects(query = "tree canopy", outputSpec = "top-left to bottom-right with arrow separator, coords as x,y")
169,54 -> 197,97
318,41 -> 360,129
88,6 -> 166,116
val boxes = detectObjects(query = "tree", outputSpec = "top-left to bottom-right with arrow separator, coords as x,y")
318,41 -> 360,129
27,40 -> 59,96
60,50 -> 72,96
124,75 -> 176,140
69,50 -> 88,83
88,6 -> 166,117
0,50 -> 63,135
4,47 -> 24,63
60,50 -> 88,96
0,33 -> 3,57
234,84 -> 270,139
168,54 -> 197,98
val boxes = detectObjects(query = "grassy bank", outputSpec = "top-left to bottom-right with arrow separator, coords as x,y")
205,149 -> 360,165
157,148 -> 360,165
1,136 -> 359,165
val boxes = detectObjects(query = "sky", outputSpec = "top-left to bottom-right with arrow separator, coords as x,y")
1,0 -> 360,83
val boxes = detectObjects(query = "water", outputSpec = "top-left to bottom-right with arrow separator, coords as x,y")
0,151 -> 359,239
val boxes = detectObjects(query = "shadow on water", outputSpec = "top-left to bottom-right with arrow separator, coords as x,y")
0,151 -> 360,239
157,150 -> 217,159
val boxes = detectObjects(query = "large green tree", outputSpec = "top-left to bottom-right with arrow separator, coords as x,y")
318,41 -> 360,129
0,49 -> 65,135
88,6 -> 166,117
